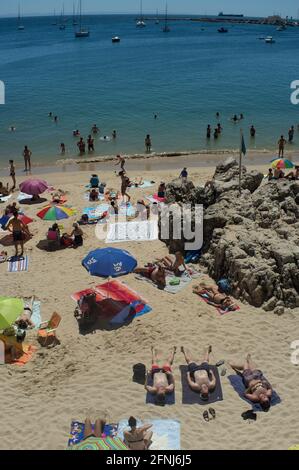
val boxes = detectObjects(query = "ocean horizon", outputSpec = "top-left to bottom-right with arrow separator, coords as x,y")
0,14 -> 298,170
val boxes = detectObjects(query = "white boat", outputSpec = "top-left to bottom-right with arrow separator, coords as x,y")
59,5 -> 66,30
52,9 -> 57,26
112,36 -> 120,43
17,3 -> 25,30
75,0 -> 90,37
136,0 -> 146,27
162,3 -> 170,32
265,36 -> 275,43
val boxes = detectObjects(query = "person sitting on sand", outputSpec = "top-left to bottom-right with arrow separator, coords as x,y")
109,200 -> 119,216
6,209 -> 32,257
89,189 -> 99,202
181,346 -> 216,400
157,182 -> 166,198
229,354 -> 272,412
78,214 -> 89,225
124,417 -> 153,450
274,168 -> 284,179
267,169 -> 274,181
134,265 -> 166,289
285,165 -> 299,180
52,189 -> 66,203
60,233 -> 73,248
156,251 -> 187,277
90,174 -> 99,188
193,283 -> 235,310
145,346 -> 176,406
70,223 -> 83,248
0,181 -> 9,196
47,223 -> 60,245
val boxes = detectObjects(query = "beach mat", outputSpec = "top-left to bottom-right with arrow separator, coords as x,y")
31,300 -> 41,329
146,373 -> 175,405
117,419 -> 180,450
228,374 -> 281,411
106,220 -> 158,243
180,365 -> 223,405
196,292 -> 240,315
136,270 -> 198,294
8,256 -> 29,272
68,421 -> 119,447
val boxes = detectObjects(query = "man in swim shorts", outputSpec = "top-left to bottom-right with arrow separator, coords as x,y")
6,209 -> 32,257
181,346 -> 216,399
229,354 -> 272,411
23,146 -> 32,172
145,346 -> 176,406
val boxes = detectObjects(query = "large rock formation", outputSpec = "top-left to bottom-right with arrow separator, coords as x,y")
160,158 -> 299,312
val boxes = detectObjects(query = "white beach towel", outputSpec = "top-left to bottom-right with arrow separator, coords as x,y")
105,220 -> 158,243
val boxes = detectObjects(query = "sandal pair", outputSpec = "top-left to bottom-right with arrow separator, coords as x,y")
203,408 -> 216,422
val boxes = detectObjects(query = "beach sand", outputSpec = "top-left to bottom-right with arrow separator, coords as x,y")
1,158 -> 299,450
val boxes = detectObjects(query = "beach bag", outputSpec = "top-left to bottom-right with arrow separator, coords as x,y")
132,363 -> 146,385
217,278 -> 231,294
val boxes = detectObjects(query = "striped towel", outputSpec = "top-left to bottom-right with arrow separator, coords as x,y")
8,256 -> 29,272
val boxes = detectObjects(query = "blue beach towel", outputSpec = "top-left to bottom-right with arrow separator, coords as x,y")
228,374 -> 281,411
68,421 -> 119,447
117,419 -> 180,450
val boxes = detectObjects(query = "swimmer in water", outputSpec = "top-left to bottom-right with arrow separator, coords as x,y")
48,112 -> 53,118
9,126 -> 16,132
60,143 -> 66,155
154,114 -> 158,120
112,130 -> 117,139
92,124 -> 100,134
54,116 -> 58,123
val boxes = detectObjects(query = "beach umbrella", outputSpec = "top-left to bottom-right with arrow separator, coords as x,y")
82,247 -> 137,278
68,436 -> 129,451
19,179 -> 49,196
0,297 -> 24,330
37,205 -> 74,221
271,158 -> 295,170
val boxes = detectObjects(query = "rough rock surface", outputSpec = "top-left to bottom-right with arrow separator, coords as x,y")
160,158 -> 299,311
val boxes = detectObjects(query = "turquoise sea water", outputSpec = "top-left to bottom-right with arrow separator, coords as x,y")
0,15 -> 299,169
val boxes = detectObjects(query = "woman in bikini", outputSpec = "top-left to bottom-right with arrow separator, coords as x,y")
193,284 -> 234,309
124,417 -> 153,450
229,354 -> 272,411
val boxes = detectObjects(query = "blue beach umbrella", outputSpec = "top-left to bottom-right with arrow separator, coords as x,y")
82,247 -> 137,278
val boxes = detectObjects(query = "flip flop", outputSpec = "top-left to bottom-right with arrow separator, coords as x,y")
209,408 -> 216,419
203,410 -> 210,422
221,368 -> 227,376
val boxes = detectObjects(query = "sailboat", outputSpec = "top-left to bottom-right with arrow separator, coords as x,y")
17,3 -> 25,30
136,0 -> 146,27
75,0 -> 90,37
155,9 -> 160,24
52,9 -> 57,26
59,5 -> 66,30
162,4 -> 170,32
73,3 -> 78,26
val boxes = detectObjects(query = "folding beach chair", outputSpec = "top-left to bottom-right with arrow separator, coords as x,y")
38,312 -> 61,345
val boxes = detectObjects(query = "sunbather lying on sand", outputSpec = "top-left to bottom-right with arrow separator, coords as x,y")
229,354 -> 272,412
155,251 -> 187,276
145,346 -> 176,406
15,296 -> 35,329
193,283 -> 235,310
181,346 -> 216,400
134,265 -> 166,289
124,416 -> 153,450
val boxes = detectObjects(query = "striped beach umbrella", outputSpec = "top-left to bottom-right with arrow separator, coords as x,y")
68,436 -> 129,451
271,158 -> 295,170
37,205 -> 74,221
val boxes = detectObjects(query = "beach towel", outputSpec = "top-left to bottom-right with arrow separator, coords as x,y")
30,301 -> 41,329
228,374 -> 281,411
136,269 -> 198,294
0,194 -> 12,203
17,192 -> 32,201
0,334 -> 36,366
106,220 -> 158,243
117,419 -> 180,450
196,292 -> 240,315
146,373 -> 175,405
72,280 -> 152,325
180,365 -> 223,405
68,421 -> 119,447
8,256 -> 29,272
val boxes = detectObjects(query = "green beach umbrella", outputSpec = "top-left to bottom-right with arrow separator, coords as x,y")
0,297 -> 24,330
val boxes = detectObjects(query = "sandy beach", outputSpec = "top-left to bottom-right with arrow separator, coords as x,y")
1,157 -> 299,451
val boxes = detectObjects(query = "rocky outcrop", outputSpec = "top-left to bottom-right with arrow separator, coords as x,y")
161,158 -> 299,312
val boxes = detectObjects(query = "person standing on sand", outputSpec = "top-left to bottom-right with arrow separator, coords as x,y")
6,209 -> 32,257
23,146 -> 32,172
9,160 -> 16,191
180,167 -> 188,183
278,135 -> 287,157
145,134 -> 152,153
118,170 -> 131,202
